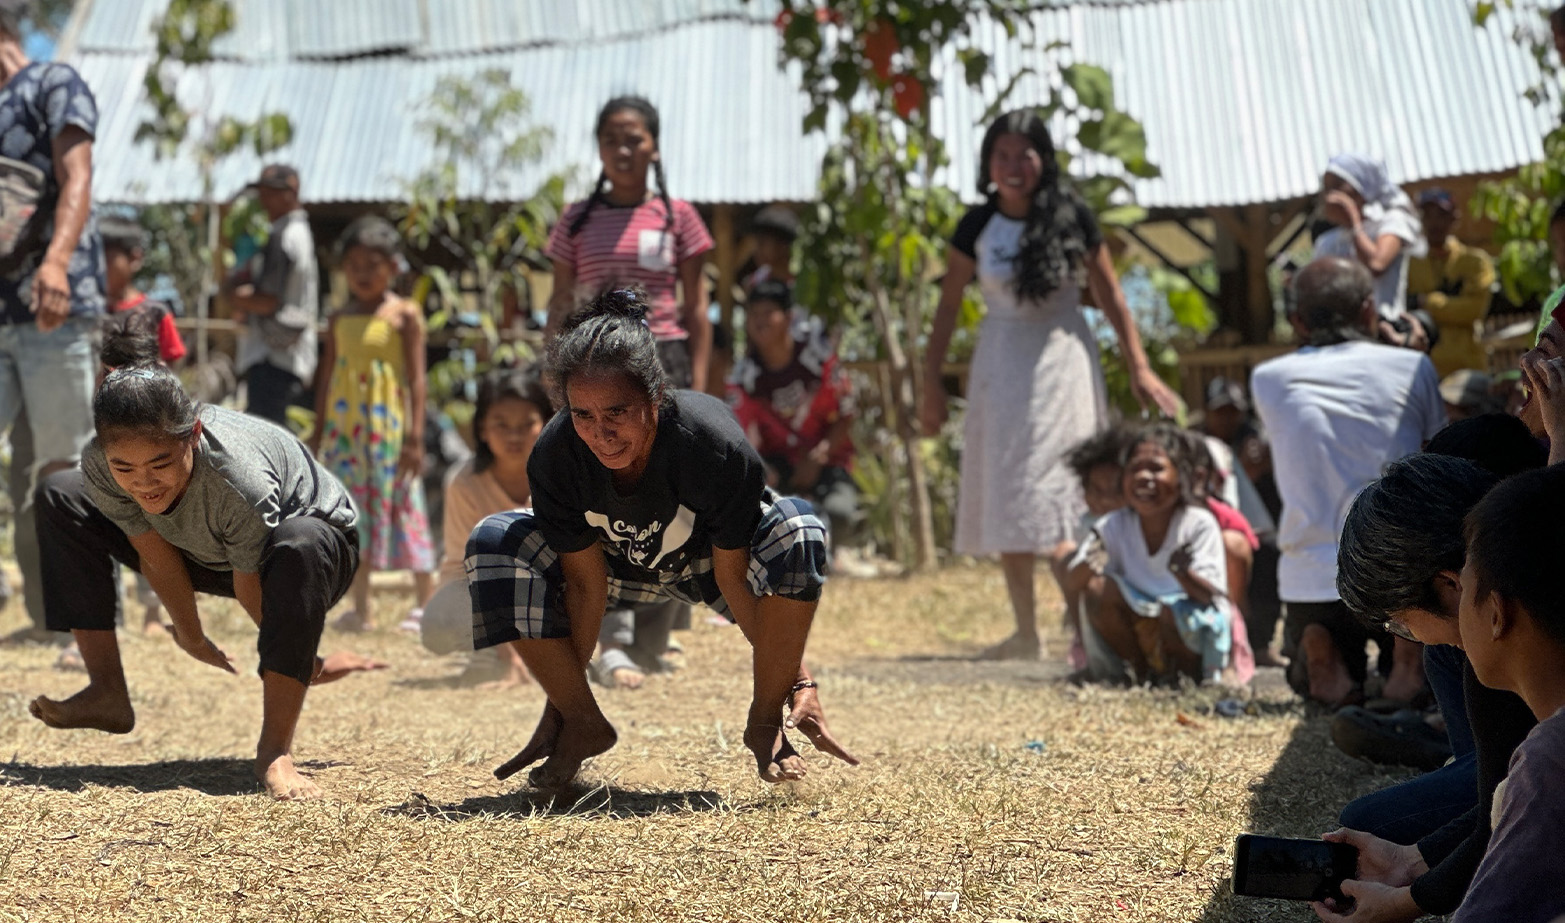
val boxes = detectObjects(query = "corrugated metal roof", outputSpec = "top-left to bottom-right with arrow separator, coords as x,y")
69,0 -> 1558,209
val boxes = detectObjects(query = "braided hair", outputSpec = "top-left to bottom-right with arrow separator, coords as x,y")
567,96 -> 675,241
977,109 -> 1095,302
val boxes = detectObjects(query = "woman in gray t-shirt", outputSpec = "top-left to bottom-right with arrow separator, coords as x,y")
27,366 -> 360,800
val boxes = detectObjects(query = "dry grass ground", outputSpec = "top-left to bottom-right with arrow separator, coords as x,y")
0,563 -> 1419,922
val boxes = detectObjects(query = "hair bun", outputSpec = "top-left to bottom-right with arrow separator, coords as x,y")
562,287 -> 650,334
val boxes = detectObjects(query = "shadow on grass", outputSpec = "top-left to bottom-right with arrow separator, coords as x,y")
0,757 -> 271,796
383,785 -> 728,821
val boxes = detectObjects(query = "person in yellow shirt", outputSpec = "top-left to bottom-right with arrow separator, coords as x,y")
1407,188 -> 1496,376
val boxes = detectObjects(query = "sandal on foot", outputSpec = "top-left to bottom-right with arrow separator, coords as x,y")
53,643 -> 85,672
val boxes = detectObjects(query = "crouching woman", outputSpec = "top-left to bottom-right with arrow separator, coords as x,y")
466,290 -> 858,789
29,366 -> 359,800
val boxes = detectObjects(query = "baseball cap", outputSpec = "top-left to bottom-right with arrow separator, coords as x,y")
248,164 -> 299,192
1204,376 -> 1248,413
1418,188 -> 1456,214
749,204 -> 800,242
1439,369 -> 1492,408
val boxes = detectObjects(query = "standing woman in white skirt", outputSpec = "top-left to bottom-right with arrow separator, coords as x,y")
921,108 -> 1180,660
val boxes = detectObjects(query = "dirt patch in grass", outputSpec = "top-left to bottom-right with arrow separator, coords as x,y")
0,562 -> 1416,921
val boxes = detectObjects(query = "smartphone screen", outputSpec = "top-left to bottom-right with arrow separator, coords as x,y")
1232,835 -> 1358,902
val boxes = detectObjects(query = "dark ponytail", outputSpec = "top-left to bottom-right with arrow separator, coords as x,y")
569,96 -> 674,239
977,108 -> 1094,302
548,288 -> 670,411
99,309 -> 163,370
94,364 -> 200,445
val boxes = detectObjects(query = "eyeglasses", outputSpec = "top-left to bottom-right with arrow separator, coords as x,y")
1384,618 -> 1418,643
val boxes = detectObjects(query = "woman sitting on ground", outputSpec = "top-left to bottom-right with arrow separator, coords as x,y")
464,289 -> 858,788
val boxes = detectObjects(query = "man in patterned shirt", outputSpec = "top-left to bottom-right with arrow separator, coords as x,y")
0,0 -> 106,643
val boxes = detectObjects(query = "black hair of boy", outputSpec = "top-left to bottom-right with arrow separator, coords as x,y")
1465,463 -> 1565,645
472,366 -> 554,473
748,278 -> 791,310
1425,414 -> 1548,479
93,365 -> 200,444
98,214 -> 147,257
336,214 -> 401,259
1065,427 -> 1126,486
1337,454 -> 1498,627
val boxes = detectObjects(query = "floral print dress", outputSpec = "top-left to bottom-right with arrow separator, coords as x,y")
319,312 -> 434,572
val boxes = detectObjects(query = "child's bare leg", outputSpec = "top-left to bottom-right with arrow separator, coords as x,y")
983,553 -> 1040,659
511,638 -> 617,789
1155,608 -> 1205,681
1299,622 -> 1355,707
1086,577 -> 1149,680
256,671 -> 321,800
29,629 -> 135,733
1049,541 -> 1080,634
1222,531 -> 1252,622
413,571 -> 435,608
479,642 -> 532,691
1382,636 -> 1426,703
742,595 -> 816,783
351,565 -> 373,628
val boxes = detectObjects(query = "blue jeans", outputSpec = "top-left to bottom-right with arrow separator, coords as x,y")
0,317 -> 96,630
1338,644 -> 1476,844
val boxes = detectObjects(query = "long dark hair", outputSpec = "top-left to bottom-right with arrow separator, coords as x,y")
94,365 -> 200,445
977,109 -> 1094,301
548,288 -> 671,412
472,366 -> 554,473
1120,422 -> 1202,509
568,96 -> 675,241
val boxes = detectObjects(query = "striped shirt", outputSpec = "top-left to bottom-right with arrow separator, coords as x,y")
546,197 -> 714,341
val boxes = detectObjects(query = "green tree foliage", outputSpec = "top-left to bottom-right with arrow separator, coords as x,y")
1471,1 -> 1563,308
396,69 -> 566,407
766,1 -> 1160,567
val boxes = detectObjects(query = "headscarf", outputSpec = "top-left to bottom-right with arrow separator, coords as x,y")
1325,153 -> 1427,258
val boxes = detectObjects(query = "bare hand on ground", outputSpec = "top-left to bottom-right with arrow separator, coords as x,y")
30,261 -> 70,332
173,627 -> 237,674
784,686 -> 860,767
311,651 -> 390,685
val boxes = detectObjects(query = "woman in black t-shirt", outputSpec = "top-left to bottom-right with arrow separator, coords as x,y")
466,290 -> 858,789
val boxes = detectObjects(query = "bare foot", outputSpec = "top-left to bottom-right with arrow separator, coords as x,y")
141,620 -> 171,639
743,723 -> 807,783
311,650 -> 390,685
331,610 -> 372,633
526,714 -> 617,791
978,632 -> 1041,661
495,702 -> 564,780
257,752 -> 323,800
610,666 -> 644,690
477,663 -> 532,691
28,684 -> 135,733
1300,624 -> 1357,707
1255,647 -> 1289,668
1380,673 -> 1425,705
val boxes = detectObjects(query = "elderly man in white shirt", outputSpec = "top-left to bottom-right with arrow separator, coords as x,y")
1251,257 -> 1446,707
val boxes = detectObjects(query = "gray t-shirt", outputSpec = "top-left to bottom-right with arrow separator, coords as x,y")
82,405 -> 355,572
238,208 -> 318,383
1452,705 -> 1565,923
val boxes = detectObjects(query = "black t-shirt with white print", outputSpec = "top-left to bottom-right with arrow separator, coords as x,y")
528,389 -> 765,581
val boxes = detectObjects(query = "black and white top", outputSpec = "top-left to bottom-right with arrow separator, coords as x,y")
529,390 -> 765,580
951,199 -> 1103,320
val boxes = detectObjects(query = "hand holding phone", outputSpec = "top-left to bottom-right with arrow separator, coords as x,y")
1232,834 -> 1358,903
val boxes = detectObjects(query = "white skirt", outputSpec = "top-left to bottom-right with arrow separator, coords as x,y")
954,302 -> 1109,556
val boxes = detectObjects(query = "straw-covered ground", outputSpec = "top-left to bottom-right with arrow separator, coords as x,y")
0,563 -> 1417,922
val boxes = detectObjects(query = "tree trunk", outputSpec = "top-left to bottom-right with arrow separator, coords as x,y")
864,245 -> 937,571
875,361 -> 908,565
